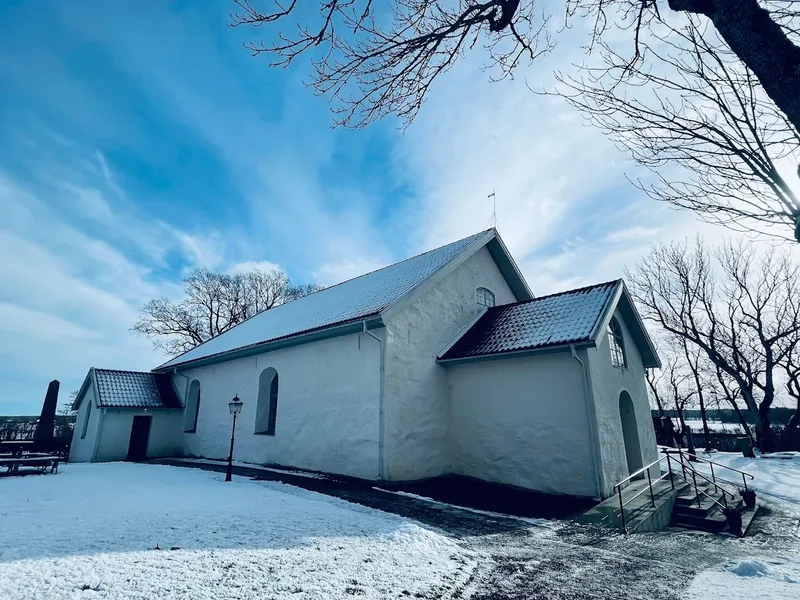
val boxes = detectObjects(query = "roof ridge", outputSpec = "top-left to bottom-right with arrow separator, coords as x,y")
292,229 -> 494,300
155,229 -> 494,371
489,279 -> 621,310
95,368 -> 157,376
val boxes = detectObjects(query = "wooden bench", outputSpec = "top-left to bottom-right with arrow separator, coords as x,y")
0,455 -> 60,475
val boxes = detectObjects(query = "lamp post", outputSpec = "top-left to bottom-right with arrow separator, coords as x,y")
225,394 -> 243,482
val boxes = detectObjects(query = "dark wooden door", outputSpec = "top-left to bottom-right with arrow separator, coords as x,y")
127,416 -> 152,461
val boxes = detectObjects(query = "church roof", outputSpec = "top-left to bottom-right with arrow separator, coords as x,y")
73,369 -> 181,410
438,279 -> 659,367
156,229 -> 530,371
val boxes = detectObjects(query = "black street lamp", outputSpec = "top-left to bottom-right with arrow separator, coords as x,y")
225,394 -> 243,482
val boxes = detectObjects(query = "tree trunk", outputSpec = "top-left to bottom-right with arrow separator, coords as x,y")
789,399 -> 800,432
728,398 -> 754,445
759,397 -> 776,452
674,397 -> 696,456
669,0 -> 800,144
698,391 -> 711,450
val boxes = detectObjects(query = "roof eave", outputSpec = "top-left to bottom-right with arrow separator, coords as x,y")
437,340 -> 596,365
71,368 -> 95,411
590,280 -> 660,369
436,307 -> 489,359
155,316 -> 385,373
617,283 -> 661,368
97,405 -> 182,410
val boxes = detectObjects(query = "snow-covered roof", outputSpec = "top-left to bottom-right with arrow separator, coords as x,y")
439,280 -> 620,361
93,369 -> 181,409
156,230 -> 509,371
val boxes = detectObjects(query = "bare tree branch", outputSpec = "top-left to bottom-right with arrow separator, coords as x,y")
132,267 -> 323,356
626,236 -> 800,451
555,16 -> 800,238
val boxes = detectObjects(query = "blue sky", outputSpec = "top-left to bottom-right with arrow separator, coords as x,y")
0,1 -> 718,414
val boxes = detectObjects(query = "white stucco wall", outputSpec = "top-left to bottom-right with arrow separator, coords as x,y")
94,409 -> 183,462
447,351 -> 599,497
68,381 -> 100,463
586,307 -> 659,497
174,331 -> 382,480
382,246 -> 519,480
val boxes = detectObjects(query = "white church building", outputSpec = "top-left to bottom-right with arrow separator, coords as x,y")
70,229 -> 660,500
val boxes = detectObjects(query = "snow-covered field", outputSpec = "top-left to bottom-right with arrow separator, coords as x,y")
0,464 -> 474,599
684,452 -> 800,599
683,419 -> 746,433
1,455 -> 799,599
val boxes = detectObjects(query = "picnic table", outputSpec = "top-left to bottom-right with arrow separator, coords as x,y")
0,440 -> 35,457
0,454 -> 60,475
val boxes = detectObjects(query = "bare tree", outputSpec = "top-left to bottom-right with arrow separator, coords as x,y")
133,267 -> 323,356
779,337 -> 800,436
627,237 -> 800,450
557,16 -> 800,238
679,337 -> 712,449
645,366 -> 667,417
231,2 -> 800,137
707,360 -> 754,443
648,341 -> 697,452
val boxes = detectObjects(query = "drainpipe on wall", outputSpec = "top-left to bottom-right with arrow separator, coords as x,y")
571,344 -> 605,499
363,321 -> 386,480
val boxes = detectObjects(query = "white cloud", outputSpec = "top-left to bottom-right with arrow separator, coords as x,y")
392,39 -> 769,297
0,156 -> 240,413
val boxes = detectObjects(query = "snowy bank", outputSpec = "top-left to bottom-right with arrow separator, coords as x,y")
0,463 -> 475,599
686,557 -> 800,600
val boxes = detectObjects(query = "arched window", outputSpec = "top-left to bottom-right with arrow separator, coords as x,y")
608,318 -> 627,369
476,287 -> 495,308
255,368 -> 279,435
81,400 -> 92,439
184,380 -> 201,433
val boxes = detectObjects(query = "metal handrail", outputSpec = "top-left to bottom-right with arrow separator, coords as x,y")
669,466 -> 729,513
669,449 -> 735,509
613,454 -> 668,492
611,448 -> 754,533
663,448 -> 755,491
612,454 -> 675,533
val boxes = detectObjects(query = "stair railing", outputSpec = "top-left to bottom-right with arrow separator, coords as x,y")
612,454 -> 675,534
666,449 -> 739,509
611,448 -> 753,533
662,448 -> 755,492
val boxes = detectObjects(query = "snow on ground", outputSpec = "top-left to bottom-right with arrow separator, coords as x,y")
693,450 -> 800,506
684,419 -> 746,433
682,451 -> 800,599
685,557 -> 800,599
0,463 -> 475,600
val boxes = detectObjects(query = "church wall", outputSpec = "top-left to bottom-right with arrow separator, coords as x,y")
446,350 -> 599,497
585,306 -> 660,497
382,245 -> 518,480
174,331 -> 382,480
94,409 -> 183,462
68,380 -> 99,463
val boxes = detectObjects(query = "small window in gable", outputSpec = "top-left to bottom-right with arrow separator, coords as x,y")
184,380 -> 201,433
477,287 -> 495,308
81,399 -> 92,439
608,318 -> 627,369
255,368 -> 279,436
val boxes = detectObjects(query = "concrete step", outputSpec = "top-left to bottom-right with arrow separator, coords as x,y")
673,507 -> 728,533
673,496 -> 722,518
576,479 -> 685,533
674,483 -> 716,507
